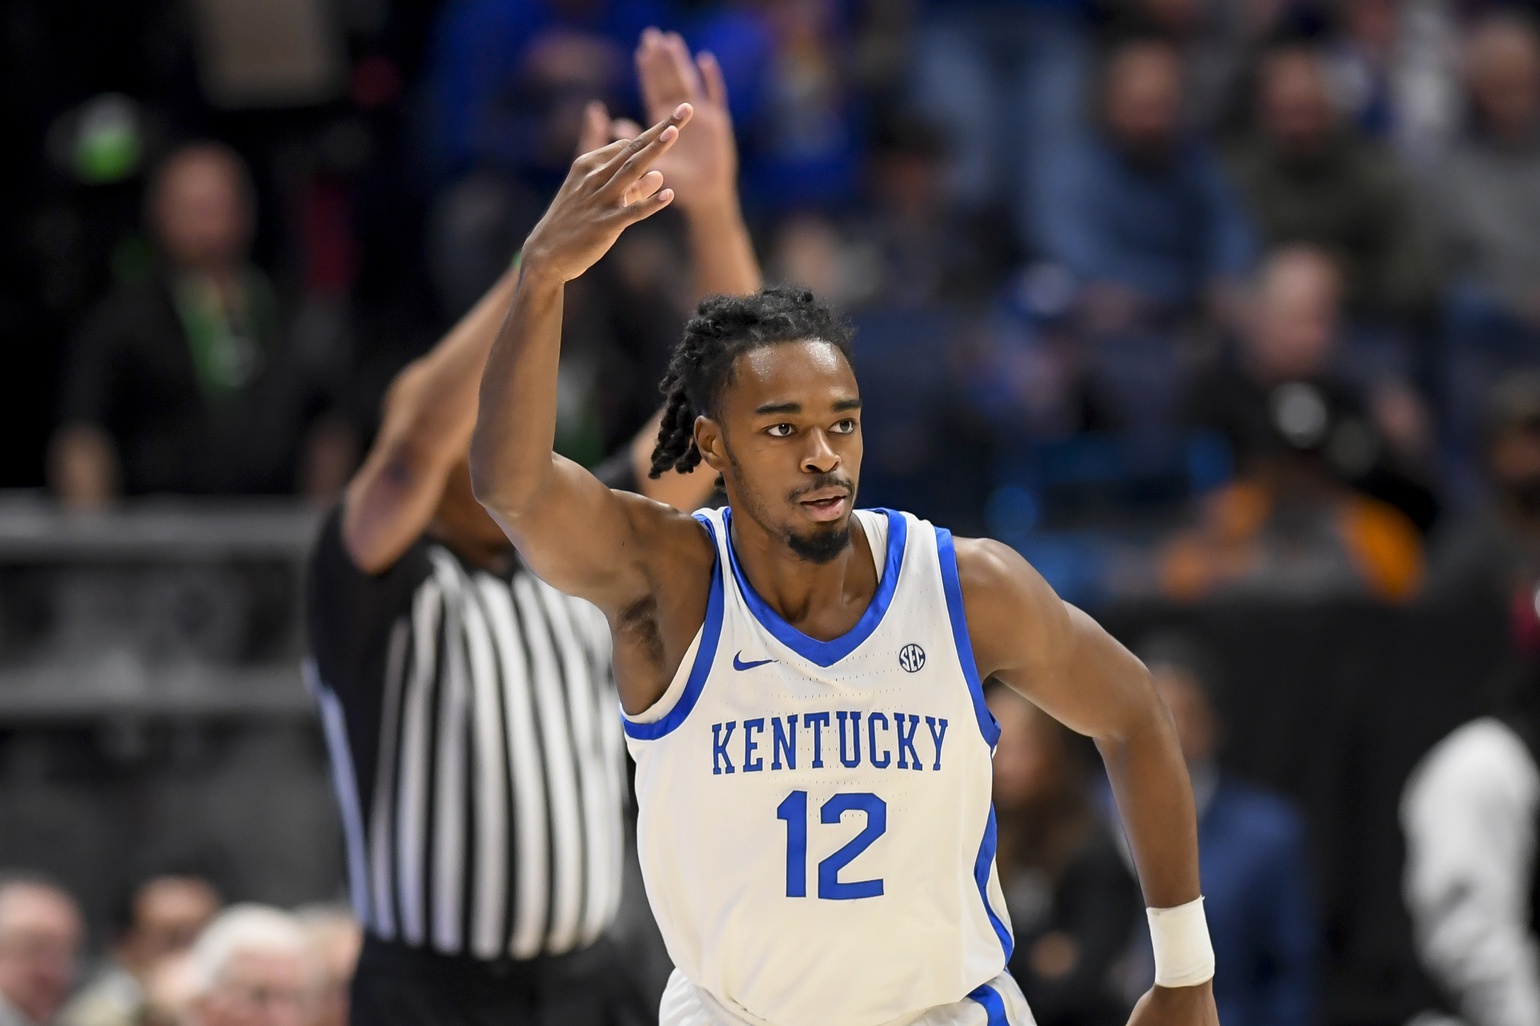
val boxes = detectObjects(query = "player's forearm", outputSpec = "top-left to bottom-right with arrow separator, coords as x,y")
684,196 -> 760,299
1096,702 -> 1203,910
469,264 -> 567,520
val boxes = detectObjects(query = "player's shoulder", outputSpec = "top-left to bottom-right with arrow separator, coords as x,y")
941,532 -> 1065,637
948,534 -> 1053,600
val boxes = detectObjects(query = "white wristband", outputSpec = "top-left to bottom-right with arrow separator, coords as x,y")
1147,896 -> 1215,987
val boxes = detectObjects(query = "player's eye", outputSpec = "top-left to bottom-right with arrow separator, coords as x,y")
766,423 -> 794,438
830,419 -> 857,435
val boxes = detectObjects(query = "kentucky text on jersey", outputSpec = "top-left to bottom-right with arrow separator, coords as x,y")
710,712 -> 949,775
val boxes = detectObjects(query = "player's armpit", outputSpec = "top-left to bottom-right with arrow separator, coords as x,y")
952,536 -> 1156,743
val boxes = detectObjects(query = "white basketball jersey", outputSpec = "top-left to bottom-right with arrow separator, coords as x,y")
624,508 -> 1015,1026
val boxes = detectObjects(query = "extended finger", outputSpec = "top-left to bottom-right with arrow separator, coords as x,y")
576,100 -> 610,157
622,169 -> 666,206
601,103 -> 692,189
616,185 -> 675,227
698,51 -> 729,112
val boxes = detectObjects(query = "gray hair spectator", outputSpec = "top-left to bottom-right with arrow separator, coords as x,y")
183,906 -> 316,1026
0,873 -> 83,1026
292,906 -> 358,1026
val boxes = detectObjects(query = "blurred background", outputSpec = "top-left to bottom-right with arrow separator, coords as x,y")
6,0 -> 1540,1024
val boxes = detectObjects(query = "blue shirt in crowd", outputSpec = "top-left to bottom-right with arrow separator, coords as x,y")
1038,137 -> 1256,308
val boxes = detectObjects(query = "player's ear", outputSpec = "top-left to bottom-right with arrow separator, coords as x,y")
694,415 -> 729,473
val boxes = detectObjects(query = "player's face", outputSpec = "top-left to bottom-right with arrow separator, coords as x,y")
697,340 -> 862,564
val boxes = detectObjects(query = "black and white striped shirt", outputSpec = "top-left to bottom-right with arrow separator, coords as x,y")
305,510 -> 627,960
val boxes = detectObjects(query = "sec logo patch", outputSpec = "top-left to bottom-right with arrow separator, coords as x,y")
898,644 -> 926,673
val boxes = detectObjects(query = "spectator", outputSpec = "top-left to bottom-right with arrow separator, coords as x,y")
1426,12 -> 1540,486
1037,38 -> 1254,426
1226,42 -> 1436,327
1135,633 -> 1318,1026
183,905 -> 316,1026
1161,247 -> 1426,601
49,143 -> 354,507
1038,37 -> 1254,318
62,875 -> 221,1026
293,907 -> 358,1026
1402,653 -> 1540,1026
864,111 -> 1014,309
1321,0 -> 1461,161
0,873 -> 82,1026
986,684 -> 1141,1026
1099,0 -> 1284,136
1430,373 -> 1540,601
1184,245 -> 1440,533
909,0 -> 1097,250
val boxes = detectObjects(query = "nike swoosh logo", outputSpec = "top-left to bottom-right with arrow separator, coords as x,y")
733,652 -> 775,671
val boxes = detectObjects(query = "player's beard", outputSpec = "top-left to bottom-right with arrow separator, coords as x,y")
725,446 -> 855,565
787,523 -> 851,564
785,473 -> 856,564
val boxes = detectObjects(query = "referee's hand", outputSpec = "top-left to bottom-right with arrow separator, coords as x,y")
519,102 -> 693,287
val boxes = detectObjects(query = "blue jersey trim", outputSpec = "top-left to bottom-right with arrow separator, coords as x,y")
973,804 -> 1014,963
621,514 -> 723,741
935,526 -> 1000,748
966,983 -> 1009,1026
721,507 -> 907,668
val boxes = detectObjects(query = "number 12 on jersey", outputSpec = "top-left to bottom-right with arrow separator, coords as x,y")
776,790 -> 887,900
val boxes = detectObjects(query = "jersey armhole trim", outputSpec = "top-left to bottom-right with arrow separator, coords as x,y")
621,514 -> 724,741
966,982 -> 1009,1026
934,526 -> 1001,748
973,806 -> 1015,964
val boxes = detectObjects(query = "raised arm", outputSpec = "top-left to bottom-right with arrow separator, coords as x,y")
470,105 -> 707,608
342,261 -> 522,573
956,537 -> 1218,1026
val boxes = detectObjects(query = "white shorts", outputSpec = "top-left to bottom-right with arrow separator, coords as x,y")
657,968 -> 1036,1026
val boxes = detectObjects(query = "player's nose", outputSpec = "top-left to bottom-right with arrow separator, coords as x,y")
800,430 -> 840,474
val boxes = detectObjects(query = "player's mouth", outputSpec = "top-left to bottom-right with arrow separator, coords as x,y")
798,490 -> 849,522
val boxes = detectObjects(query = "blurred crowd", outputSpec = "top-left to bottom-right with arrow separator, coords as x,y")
9,0 -> 1540,612
0,871 -> 360,1026
9,0 -> 1540,611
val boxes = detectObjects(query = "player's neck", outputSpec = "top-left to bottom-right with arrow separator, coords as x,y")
728,513 -> 877,642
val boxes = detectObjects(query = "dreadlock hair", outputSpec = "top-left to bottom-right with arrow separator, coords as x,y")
649,284 -> 855,478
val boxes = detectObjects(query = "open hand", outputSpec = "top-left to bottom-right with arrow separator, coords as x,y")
619,28 -> 737,215
520,102 -> 693,285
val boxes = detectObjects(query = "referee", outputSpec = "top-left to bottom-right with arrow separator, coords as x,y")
305,32 -> 759,1026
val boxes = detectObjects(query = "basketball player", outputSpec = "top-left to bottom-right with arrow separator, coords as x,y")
469,106 -> 1219,1026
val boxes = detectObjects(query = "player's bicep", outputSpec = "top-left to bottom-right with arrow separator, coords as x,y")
957,538 -> 1156,742
484,453 -> 669,606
